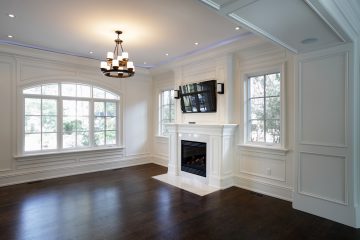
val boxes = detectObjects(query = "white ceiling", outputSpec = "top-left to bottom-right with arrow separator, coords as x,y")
0,0 -> 249,69
200,0 -> 349,53
0,0 -> 353,70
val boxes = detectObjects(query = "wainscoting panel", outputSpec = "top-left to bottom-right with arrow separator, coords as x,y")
299,152 -> 347,204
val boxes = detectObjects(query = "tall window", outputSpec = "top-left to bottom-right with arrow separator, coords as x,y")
23,83 -> 120,153
247,72 -> 281,144
159,90 -> 175,135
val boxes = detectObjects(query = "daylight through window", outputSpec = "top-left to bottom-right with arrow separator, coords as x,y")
23,83 -> 120,153
159,90 -> 175,135
247,72 -> 281,144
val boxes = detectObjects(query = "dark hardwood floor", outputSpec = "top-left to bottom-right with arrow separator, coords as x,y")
0,164 -> 359,240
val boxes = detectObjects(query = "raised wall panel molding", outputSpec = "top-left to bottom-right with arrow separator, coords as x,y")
298,152 -> 348,205
0,155 -> 151,187
298,51 -> 348,147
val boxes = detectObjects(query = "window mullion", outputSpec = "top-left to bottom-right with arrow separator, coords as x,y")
263,74 -> 267,143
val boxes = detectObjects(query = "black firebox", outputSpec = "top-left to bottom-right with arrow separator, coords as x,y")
181,140 -> 206,177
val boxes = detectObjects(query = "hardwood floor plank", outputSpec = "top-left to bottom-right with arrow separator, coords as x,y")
0,163 -> 359,240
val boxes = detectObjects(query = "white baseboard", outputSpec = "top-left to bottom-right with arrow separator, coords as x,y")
234,175 -> 293,202
0,157 -> 151,187
152,154 -> 168,167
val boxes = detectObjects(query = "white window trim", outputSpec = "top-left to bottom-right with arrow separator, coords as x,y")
158,89 -> 176,136
19,83 -> 122,156
243,63 -> 286,149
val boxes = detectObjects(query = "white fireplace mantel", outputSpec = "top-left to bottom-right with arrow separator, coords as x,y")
165,123 -> 238,189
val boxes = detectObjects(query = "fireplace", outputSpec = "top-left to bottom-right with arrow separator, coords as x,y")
181,140 -> 206,177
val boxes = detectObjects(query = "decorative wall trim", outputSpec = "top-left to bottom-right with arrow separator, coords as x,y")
298,152 -> 348,205
234,175 -> 293,202
0,155 -> 151,187
152,154 -> 169,167
298,51 -> 349,147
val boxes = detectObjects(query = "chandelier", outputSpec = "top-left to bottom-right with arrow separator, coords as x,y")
100,30 -> 135,78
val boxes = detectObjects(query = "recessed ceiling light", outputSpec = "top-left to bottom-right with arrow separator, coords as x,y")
165,53 -> 169,56
8,14 -> 15,18
144,62 -> 147,65
301,38 -> 318,44
235,27 -> 240,30
194,42 -> 199,45
89,51 -> 93,54
8,35 -> 13,38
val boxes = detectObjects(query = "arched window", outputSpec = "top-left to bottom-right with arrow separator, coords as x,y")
22,83 -> 120,153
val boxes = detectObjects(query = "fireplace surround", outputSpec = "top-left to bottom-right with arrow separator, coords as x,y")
166,123 -> 238,189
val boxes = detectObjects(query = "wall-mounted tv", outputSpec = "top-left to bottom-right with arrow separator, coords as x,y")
179,80 -> 217,113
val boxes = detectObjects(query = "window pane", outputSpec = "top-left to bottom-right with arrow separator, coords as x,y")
63,133 -> 76,148
63,100 -> 76,116
61,83 -> 76,97
94,102 -> 105,116
106,117 -> 116,130
42,84 -> 58,96
42,99 -> 57,115
63,117 -> 77,133
249,98 -> 264,119
163,91 -> 170,105
23,86 -> 41,95
106,131 -> 116,145
249,76 -> 264,98
94,132 -> 105,146
77,101 -> 89,116
42,116 -> 57,132
25,116 -> 41,133
93,87 -> 105,99
170,106 -> 175,121
77,132 -> 89,147
25,98 -> 41,115
77,117 -> 89,131
162,105 -> 170,120
266,120 -> 280,144
249,120 -> 264,142
265,73 -> 280,96
25,134 -> 41,151
266,97 -> 280,119
106,102 -> 116,116
105,91 -> 119,100
42,133 -> 57,150
94,117 -> 105,131
77,84 -> 91,98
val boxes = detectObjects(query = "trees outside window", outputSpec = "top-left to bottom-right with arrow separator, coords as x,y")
247,72 -> 281,144
23,83 -> 120,153
159,90 -> 175,135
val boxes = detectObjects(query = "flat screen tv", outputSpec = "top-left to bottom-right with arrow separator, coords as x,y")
179,80 -> 217,113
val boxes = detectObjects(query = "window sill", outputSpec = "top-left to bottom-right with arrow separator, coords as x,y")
237,144 -> 288,155
14,146 -> 125,160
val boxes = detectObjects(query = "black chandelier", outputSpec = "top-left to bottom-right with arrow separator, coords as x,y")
100,30 -> 135,78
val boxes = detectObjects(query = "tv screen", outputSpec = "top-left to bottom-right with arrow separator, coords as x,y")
179,80 -> 217,113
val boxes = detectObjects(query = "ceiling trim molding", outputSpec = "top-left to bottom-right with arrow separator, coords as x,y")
305,0 -> 349,42
228,13 -> 298,53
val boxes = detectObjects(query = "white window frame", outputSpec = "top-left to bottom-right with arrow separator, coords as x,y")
21,82 -> 121,155
159,89 -> 175,136
244,64 -> 286,148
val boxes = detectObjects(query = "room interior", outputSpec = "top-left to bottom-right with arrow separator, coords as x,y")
0,0 -> 360,236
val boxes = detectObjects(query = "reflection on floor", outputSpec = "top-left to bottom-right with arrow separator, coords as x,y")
153,173 -> 219,196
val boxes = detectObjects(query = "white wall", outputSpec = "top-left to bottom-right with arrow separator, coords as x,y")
0,45 -> 153,186
151,71 -> 175,166
151,38 -> 295,201
234,42 -> 295,201
293,43 -> 355,227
